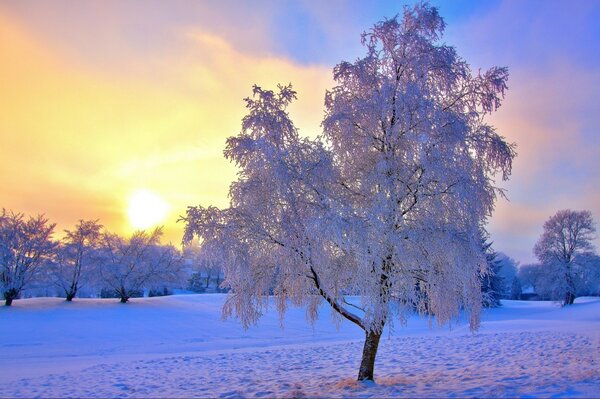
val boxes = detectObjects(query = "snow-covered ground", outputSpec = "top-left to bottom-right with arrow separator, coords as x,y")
1,295 -> 599,398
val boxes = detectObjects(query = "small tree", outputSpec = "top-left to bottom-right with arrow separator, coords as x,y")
495,253 -> 518,298
184,3 -> 515,382
51,219 -> 102,301
0,209 -> 56,306
99,228 -> 183,303
534,209 -> 596,305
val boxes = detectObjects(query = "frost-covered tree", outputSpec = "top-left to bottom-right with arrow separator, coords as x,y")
0,209 -> 56,306
495,252 -> 518,298
534,209 -> 596,305
51,219 -> 102,301
98,228 -> 183,303
183,3 -> 515,382
480,234 -> 502,308
183,244 -> 224,290
574,253 -> 600,296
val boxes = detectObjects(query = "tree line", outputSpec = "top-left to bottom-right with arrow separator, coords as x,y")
0,209 -> 189,306
481,209 -> 600,307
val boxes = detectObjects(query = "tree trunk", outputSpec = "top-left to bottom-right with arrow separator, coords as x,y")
564,270 -> 576,306
120,296 -> 129,303
357,331 -> 382,382
66,288 -> 77,302
564,291 -> 575,306
4,288 -> 19,306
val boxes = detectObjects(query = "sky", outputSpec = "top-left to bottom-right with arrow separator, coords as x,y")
1,0 -> 599,264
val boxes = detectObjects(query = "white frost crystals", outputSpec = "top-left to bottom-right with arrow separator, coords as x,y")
182,2 -> 516,382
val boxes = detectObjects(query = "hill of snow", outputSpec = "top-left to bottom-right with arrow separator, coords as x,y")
1,294 -> 599,398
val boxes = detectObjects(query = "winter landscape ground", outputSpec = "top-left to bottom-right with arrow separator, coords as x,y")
1,294 -> 599,398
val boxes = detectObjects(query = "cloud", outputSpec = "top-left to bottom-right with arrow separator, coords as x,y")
2,0 -> 599,263
0,10 -> 332,244
484,62 -> 600,262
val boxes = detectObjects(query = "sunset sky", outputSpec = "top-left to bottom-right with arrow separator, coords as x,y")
1,0 -> 599,264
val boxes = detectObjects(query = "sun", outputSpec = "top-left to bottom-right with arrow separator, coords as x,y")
127,189 -> 170,230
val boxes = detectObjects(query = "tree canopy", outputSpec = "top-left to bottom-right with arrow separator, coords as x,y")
183,2 -> 515,381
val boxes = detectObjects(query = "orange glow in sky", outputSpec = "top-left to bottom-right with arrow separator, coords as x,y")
1,1 -> 599,263
0,7 -> 332,244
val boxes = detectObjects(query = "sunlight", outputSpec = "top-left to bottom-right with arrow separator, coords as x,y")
127,189 -> 170,230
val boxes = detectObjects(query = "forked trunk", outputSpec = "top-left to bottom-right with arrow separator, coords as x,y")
357,331 -> 382,381
5,297 -> 13,306
120,296 -> 129,303
66,289 -> 76,302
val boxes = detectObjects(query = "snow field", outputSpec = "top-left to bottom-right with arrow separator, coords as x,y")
1,295 -> 599,398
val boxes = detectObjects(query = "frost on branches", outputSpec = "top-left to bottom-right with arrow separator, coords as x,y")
534,209 -> 596,305
99,228 -> 183,303
183,3 -> 515,382
0,209 -> 56,306
50,219 -> 103,301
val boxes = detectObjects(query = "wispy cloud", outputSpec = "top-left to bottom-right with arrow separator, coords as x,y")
0,8 -> 331,243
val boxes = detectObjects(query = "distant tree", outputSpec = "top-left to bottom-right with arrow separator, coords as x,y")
183,3 -> 515,382
0,209 -> 56,306
184,244 -> 224,290
98,228 -> 183,303
51,219 -> 102,301
480,233 -> 502,308
148,286 -> 172,297
574,253 -> 600,296
510,277 -> 522,300
534,209 -> 596,305
187,272 -> 206,293
494,253 -> 518,298
518,263 -> 540,293
521,256 -> 600,302
518,263 -> 556,300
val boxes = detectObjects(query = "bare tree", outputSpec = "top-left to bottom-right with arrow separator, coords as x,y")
183,3 -> 515,382
534,209 -> 596,305
51,219 -> 102,301
0,209 -> 56,306
99,227 -> 182,303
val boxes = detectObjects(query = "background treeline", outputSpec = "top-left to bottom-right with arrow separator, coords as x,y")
0,209 -> 224,306
2,208 -> 598,307
483,209 -> 600,305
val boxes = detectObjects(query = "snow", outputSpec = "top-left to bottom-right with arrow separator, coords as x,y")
1,295 -> 599,398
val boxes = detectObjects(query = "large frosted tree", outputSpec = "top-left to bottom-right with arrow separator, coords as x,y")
183,3 -> 515,382
534,209 -> 596,305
